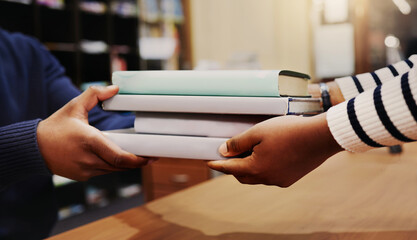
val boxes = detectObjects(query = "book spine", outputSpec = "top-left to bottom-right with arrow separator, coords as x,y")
134,112 -> 270,137
112,70 -> 281,97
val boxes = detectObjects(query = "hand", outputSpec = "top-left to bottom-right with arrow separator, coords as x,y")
207,113 -> 343,187
37,85 -> 150,181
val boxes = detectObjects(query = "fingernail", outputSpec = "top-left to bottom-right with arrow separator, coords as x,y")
219,142 -> 228,156
107,85 -> 118,90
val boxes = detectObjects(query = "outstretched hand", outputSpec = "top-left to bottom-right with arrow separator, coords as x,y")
37,85 -> 150,181
207,113 -> 343,187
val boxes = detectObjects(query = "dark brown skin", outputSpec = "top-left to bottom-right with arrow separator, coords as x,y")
37,85 -> 150,181
208,81 -> 345,187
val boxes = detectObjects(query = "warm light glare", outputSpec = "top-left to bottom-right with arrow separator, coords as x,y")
323,0 -> 349,23
385,35 -> 400,48
392,0 -> 411,15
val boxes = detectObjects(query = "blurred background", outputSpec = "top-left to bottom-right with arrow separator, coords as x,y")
0,0 -> 415,235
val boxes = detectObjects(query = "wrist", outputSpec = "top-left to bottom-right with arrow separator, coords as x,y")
311,113 -> 344,155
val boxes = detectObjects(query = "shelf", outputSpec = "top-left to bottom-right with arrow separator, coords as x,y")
44,42 -> 77,52
2,0 -> 32,5
49,50 -> 78,84
0,0 -> 190,231
111,15 -> 138,46
118,52 -> 140,70
81,52 -> 110,82
37,0 -> 66,10
80,40 -> 108,54
40,6 -> 75,42
0,1 -> 35,36
80,12 -> 109,42
79,1 -> 107,15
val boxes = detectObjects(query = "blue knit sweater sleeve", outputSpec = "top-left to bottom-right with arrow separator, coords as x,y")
0,30 -> 134,190
0,120 -> 51,190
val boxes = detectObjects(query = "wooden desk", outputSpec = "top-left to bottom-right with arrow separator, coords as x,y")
50,143 -> 417,239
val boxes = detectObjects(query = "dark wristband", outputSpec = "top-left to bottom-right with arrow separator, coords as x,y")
320,82 -> 332,112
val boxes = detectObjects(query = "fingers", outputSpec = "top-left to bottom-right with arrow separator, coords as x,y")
207,157 -> 251,176
208,157 -> 262,185
75,85 -> 119,112
218,129 -> 261,157
84,152 -> 126,172
235,176 -> 260,185
88,130 -> 150,169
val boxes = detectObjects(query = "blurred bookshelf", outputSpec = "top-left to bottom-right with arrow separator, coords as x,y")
0,0 -> 191,233
0,0 -> 190,86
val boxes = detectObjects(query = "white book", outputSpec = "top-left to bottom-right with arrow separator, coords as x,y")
134,112 -> 270,138
102,95 -> 321,115
103,129 -> 227,160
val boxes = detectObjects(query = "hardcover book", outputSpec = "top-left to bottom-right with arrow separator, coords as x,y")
112,70 -> 311,97
103,129 -> 228,160
134,112 -> 270,138
102,95 -> 321,115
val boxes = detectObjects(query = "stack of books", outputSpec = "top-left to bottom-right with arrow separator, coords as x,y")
102,70 -> 321,160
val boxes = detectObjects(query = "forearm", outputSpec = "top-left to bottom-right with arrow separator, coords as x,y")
327,69 -> 417,152
335,56 -> 415,100
0,119 -> 51,190
310,113 -> 344,155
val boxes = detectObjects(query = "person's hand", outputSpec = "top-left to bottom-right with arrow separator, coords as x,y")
207,113 -> 343,187
37,85 -> 150,181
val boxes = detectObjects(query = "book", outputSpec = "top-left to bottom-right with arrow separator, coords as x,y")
134,112 -> 271,138
103,129 -> 228,160
112,70 -> 310,97
102,95 -> 321,115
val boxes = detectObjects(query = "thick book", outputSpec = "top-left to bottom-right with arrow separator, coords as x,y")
134,112 -> 271,138
112,70 -> 310,97
102,95 -> 321,115
103,129 -> 227,160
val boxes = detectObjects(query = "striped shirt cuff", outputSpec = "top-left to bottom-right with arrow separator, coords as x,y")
327,68 -> 417,152
335,55 -> 417,100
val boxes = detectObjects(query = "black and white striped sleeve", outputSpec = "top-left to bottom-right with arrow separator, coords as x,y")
327,59 -> 417,152
335,55 -> 416,100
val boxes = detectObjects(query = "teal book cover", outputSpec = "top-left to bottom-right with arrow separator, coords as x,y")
112,70 -> 283,97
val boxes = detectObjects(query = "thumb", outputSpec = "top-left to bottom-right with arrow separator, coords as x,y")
75,85 -> 119,112
219,130 -> 260,157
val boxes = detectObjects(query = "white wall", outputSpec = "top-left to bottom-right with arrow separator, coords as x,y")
189,0 -> 312,74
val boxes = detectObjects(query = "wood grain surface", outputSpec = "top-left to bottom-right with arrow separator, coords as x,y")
50,143 -> 417,240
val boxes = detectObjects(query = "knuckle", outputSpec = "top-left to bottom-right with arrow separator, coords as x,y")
66,98 -> 79,110
88,85 -> 101,94
112,154 -> 123,168
83,132 -> 101,149
227,139 -> 241,153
